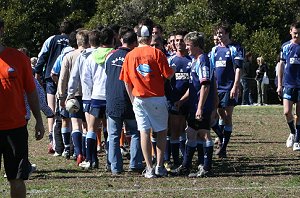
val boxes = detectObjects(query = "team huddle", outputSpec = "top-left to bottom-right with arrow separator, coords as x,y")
1,16 -> 300,197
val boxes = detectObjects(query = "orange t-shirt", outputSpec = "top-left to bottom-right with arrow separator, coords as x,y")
120,46 -> 173,97
0,48 -> 35,130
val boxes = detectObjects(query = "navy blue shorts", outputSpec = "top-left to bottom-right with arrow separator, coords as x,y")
0,126 -> 31,180
89,100 -> 106,119
187,111 -> 211,131
45,78 -> 57,95
218,91 -> 237,108
168,101 -> 189,116
283,87 -> 300,103
83,101 -> 91,113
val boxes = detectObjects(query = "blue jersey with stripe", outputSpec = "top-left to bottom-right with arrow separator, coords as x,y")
189,54 -> 215,113
280,40 -> 300,88
210,43 -> 244,92
165,55 -> 192,102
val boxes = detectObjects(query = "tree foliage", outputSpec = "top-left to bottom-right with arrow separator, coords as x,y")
0,0 -> 299,69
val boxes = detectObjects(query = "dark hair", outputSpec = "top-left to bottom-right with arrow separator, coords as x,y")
175,29 -> 188,37
123,31 -> 137,45
109,24 -> 120,35
214,21 -> 232,38
153,24 -> 163,33
60,19 -> 75,34
0,17 -> 4,28
151,35 -> 164,45
119,26 -> 133,39
68,31 -> 78,48
99,27 -> 115,46
290,21 -> 300,30
89,30 -> 101,47
245,52 -> 252,61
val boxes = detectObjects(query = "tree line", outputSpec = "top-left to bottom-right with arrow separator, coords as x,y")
1,0 -> 299,75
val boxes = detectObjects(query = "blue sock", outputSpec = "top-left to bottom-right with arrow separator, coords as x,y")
295,125 -> 300,143
203,140 -> 214,171
170,141 -> 180,165
164,136 -> 171,162
151,136 -> 157,158
222,125 -> 232,151
179,134 -> 186,158
182,145 -> 196,169
71,130 -> 82,156
106,140 -> 110,166
103,127 -> 108,149
62,127 -> 71,151
197,141 -> 204,166
86,131 -> 97,162
82,134 -> 86,158
288,120 -> 296,134
48,131 -> 53,143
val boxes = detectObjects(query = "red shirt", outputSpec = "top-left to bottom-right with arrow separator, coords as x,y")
120,46 -> 173,97
0,48 -> 35,130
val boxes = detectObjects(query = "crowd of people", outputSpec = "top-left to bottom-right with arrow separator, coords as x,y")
1,15 -> 300,197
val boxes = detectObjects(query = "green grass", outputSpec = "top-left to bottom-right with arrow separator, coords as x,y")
2,105 -> 300,197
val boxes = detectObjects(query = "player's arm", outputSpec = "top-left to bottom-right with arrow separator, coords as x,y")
175,89 -> 189,109
196,82 -> 210,120
230,67 -> 241,99
124,82 -> 134,103
277,60 -> 284,96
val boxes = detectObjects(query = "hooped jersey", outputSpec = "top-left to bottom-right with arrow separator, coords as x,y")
189,53 -> 215,113
165,54 -> 192,102
280,40 -> 300,88
210,43 -> 244,92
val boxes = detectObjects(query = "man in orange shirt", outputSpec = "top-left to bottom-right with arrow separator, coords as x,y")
120,25 -> 174,178
0,17 -> 45,198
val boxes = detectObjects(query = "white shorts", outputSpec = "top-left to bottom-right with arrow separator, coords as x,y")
133,96 -> 168,132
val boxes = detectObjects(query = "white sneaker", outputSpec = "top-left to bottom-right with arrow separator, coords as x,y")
293,143 -> 300,151
142,167 -> 156,178
286,133 -> 295,148
53,152 -> 61,157
155,165 -> 168,177
79,161 -> 91,170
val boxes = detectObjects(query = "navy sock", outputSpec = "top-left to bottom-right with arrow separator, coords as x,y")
86,131 -> 96,162
197,142 -> 204,166
71,130 -> 82,156
48,131 -> 53,143
211,121 -> 223,141
62,127 -> 71,151
164,137 -> 171,162
203,141 -> 214,171
182,145 -> 196,169
106,140 -> 110,166
295,125 -> 300,143
171,142 -> 180,165
222,125 -> 232,151
82,134 -> 86,158
103,127 -> 108,148
179,135 -> 186,158
288,120 -> 296,134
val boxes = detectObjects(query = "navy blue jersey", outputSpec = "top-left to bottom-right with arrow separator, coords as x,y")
105,47 -> 135,119
280,40 -> 300,88
189,54 -> 215,114
210,43 -> 244,92
35,35 -> 69,79
165,55 -> 192,102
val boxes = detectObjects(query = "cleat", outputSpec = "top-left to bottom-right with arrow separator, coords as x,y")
53,152 -> 61,157
293,143 -> 300,151
62,150 -> 70,159
164,161 -> 173,172
155,166 -> 168,177
142,167 -> 156,178
170,165 -> 190,176
286,133 -> 295,148
79,161 -> 91,170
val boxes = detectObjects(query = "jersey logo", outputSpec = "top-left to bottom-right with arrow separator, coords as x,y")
8,67 -> 15,73
136,64 -> 152,77
216,60 -> 226,67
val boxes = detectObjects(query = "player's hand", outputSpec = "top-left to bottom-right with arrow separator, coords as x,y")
35,122 -> 45,140
195,109 -> 203,121
230,85 -> 239,99
277,86 -> 283,98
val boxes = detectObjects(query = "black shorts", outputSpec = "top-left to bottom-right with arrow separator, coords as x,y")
187,112 -> 211,130
283,87 -> 300,103
0,126 -> 31,180
70,96 -> 85,122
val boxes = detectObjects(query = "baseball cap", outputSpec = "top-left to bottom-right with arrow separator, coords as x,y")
137,25 -> 152,37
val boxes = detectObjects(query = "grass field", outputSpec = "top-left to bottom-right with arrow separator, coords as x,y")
1,105 -> 300,197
